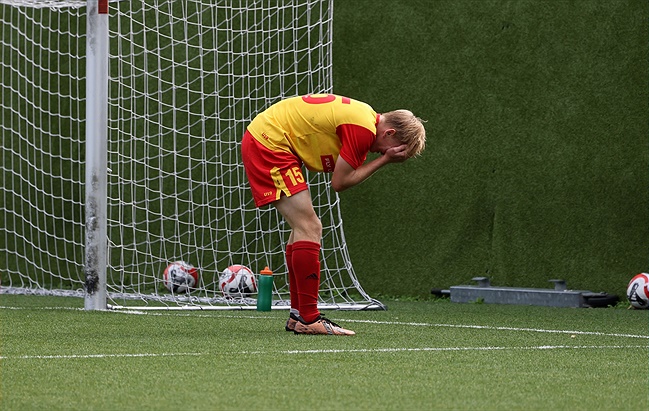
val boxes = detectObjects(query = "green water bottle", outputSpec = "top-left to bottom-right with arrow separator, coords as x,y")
256,266 -> 273,311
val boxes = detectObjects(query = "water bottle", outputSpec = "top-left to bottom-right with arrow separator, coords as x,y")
256,266 -> 273,311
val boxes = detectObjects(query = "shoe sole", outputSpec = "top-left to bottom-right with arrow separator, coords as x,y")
293,322 -> 355,336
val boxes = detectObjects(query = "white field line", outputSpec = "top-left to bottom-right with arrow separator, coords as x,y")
342,319 -> 649,339
1,345 -> 646,360
115,310 -> 649,339
2,305 -> 648,339
110,309 -> 649,339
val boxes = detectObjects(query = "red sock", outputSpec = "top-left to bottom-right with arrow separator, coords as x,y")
292,240 -> 321,323
285,244 -> 299,312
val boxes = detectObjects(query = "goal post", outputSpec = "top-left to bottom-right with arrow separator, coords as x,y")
0,0 -> 386,311
84,0 -> 109,310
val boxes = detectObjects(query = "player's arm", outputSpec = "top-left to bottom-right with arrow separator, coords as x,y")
331,145 -> 408,192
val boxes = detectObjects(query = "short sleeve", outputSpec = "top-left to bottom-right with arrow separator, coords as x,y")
336,123 -> 375,169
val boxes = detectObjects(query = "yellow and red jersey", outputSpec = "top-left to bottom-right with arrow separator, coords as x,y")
246,94 -> 379,172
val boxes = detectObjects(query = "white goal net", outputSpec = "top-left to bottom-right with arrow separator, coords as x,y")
0,0 -> 385,310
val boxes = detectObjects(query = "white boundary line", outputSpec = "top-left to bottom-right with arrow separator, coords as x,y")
342,319 -> 649,339
2,305 -> 648,339
2,305 -> 646,361
115,311 -> 649,339
1,345 -> 646,360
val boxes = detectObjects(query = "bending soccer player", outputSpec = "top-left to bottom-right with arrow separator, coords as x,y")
241,94 -> 426,335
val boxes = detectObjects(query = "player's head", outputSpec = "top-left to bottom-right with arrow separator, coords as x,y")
381,110 -> 426,158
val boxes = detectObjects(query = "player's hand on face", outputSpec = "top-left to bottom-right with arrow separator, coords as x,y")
384,144 -> 408,163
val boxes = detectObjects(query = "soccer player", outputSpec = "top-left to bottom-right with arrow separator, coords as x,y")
241,94 -> 426,335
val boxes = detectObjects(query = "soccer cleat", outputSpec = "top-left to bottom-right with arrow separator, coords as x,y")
285,313 -> 299,332
293,316 -> 355,336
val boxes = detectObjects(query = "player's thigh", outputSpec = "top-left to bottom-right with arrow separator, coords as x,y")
273,191 -> 322,242
273,190 -> 318,226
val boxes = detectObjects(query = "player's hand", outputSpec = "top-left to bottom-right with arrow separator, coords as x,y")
384,144 -> 409,163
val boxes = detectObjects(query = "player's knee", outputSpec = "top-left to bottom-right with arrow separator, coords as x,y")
305,216 -> 322,238
313,218 -> 323,237
297,216 -> 322,241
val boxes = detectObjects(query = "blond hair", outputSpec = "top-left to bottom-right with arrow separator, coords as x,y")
382,110 -> 426,158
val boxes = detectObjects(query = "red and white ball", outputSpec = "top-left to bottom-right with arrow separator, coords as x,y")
626,273 -> 649,309
219,265 -> 257,297
163,261 -> 199,293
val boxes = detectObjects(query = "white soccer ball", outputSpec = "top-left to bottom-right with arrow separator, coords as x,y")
626,273 -> 649,309
219,265 -> 257,298
163,261 -> 199,293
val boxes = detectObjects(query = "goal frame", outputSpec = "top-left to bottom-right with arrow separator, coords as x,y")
1,0 -> 387,312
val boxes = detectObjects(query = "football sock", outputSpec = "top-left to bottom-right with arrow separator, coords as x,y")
292,240 -> 321,323
285,243 -> 299,314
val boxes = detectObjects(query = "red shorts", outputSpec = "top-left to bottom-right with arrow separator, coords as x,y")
241,130 -> 308,207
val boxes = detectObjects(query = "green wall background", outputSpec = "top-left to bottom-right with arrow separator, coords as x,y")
332,0 -> 648,298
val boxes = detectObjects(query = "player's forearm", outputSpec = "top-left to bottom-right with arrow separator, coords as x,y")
331,155 -> 390,192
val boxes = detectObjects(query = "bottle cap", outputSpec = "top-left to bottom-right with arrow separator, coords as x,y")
260,266 -> 273,275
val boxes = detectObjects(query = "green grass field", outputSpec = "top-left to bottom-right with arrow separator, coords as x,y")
1,294 -> 647,410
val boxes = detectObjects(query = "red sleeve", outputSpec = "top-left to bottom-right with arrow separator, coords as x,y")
336,123 -> 375,169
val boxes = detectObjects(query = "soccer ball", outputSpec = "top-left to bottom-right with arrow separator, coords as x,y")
219,265 -> 257,298
626,273 -> 649,309
163,261 -> 199,293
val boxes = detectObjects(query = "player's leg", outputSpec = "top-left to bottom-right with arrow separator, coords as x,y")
273,190 -> 322,323
241,131 -> 302,329
273,192 -> 355,336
